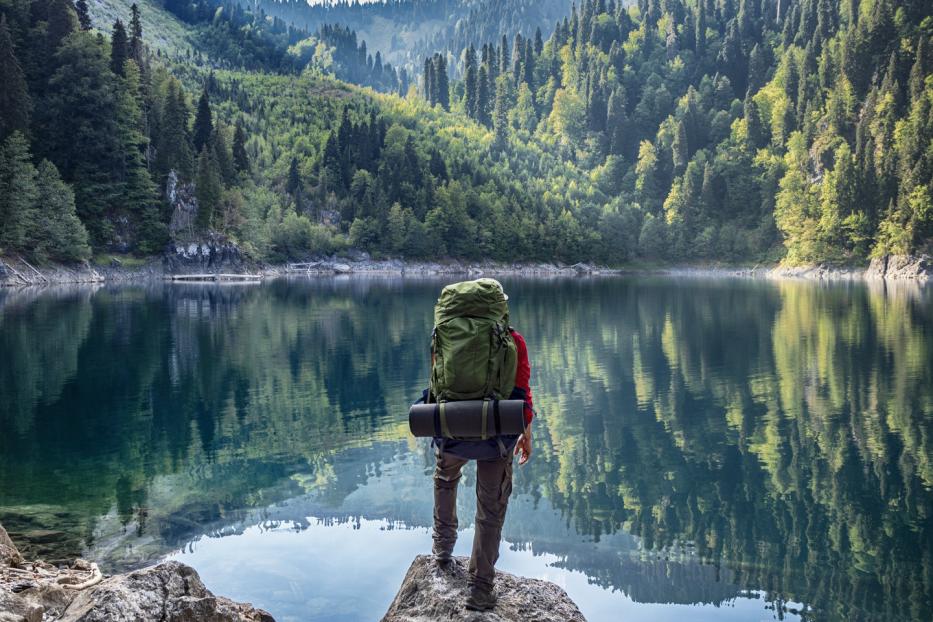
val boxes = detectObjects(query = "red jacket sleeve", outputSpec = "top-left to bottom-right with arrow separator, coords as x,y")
510,329 -> 534,426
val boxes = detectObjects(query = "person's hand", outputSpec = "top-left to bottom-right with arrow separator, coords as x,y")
514,424 -> 532,466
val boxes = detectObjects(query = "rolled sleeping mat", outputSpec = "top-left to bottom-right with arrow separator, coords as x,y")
409,399 -> 526,439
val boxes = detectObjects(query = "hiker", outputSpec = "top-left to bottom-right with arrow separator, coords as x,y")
424,278 -> 534,612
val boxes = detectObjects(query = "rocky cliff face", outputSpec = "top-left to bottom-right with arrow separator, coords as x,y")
0,522 -> 273,622
866,254 -> 932,281
163,237 -> 251,274
381,555 -> 586,622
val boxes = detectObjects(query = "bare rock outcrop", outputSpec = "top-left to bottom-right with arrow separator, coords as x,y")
866,254 -> 932,281
0,522 -> 273,622
380,555 -> 586,622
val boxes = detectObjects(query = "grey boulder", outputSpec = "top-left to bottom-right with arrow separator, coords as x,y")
381,555 -> 586,622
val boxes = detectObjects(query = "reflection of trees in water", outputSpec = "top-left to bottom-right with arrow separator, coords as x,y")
0,278 -> 931,619
520,278 -> 933,621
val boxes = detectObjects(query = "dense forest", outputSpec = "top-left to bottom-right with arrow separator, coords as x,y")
422,0 -> 933,263
1,0 -> 932,266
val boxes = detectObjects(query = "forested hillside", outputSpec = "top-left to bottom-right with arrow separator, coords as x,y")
422,0 -> 933,263
1,0 -> 932,267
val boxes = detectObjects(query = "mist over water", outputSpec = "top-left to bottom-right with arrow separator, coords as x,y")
1,277 -> 931,621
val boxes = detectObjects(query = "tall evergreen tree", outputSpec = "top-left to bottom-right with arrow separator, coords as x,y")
110,20 -> 129,76
74,0 -> 92,31
41,31 -> 123,244
493,75 -> 511,148
155,79 -> 193,179
115,59 -> 162,251
0,132 -> 38,253
129,3 -> 144,64
232,121 -> 250,174
195,146 -> 222,229
0,16 -> 31,143
434,54 -> 449,110
477,65 -> 491,127
193,86 -> 213,153
34,159 -> 91,261
464,45 -> 478,119
46,0 -> 77,52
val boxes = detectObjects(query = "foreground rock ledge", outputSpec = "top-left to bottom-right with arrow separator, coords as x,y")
0,522 -> 273,622
381,555 -> 586,622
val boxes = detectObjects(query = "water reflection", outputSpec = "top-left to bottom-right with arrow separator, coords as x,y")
0,277 -> 930,621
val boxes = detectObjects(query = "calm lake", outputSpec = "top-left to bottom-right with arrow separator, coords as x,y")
1,276 -> 931,621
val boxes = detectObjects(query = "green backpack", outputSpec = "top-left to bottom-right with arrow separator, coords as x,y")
430,279 -> 517,402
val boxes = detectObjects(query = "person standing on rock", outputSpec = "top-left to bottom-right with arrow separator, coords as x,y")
422,278 -> 534,612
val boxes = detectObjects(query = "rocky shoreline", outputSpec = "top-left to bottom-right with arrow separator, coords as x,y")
0,522 -> 273,621
1,250 -> 930,287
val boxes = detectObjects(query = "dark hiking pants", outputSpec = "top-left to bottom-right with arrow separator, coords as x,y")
432,451 -> 513,592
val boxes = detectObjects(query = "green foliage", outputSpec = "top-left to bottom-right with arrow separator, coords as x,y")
0,15 -> 30,142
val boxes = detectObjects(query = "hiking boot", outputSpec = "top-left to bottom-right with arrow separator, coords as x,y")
464,587 -> 497,612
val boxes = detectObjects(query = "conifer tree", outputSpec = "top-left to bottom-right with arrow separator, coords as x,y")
41,30 -> 123,243
0,16 -> 31,143
74,0 -> 92,31
115,59 -> 162,251
464,45 -> 478,119
493,75 -> 511,148
232,121 -> 250,174
434,54 -> 449,110
499,34 -> 510,75
34,159 -> 91,261
193,86 -> 213,153
46,0 -> 77,52
110,20 -> 129,76
0,132 -> 38,253
129,3 -> 144,64
195,146 -> 222,229
477,65 -> 491,127
155,79 -> 193,179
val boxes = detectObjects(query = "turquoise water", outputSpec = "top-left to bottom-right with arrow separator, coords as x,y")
0,277 -> 931,621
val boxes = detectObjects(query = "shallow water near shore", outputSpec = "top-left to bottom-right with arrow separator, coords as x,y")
1,276 -> 931,621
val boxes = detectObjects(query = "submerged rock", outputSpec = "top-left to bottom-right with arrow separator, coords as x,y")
0,522 -> 273,622
381,555 -> 586,622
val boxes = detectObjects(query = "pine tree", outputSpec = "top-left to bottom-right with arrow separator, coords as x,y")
909,35 -> 928,104
286,156 -> 302,202
499,34 -> 510,76
232,121 -> 249,174
35,159 -> 91,261
195,146 -> 222,230
155,79 -> 194,179
74,0 -> 92,31
129,3 -> 144,64
534,27 -> 544,55
695,0 -> 707,54
434,54 -> 449,111
423,56 -> 434,105
493,75 -> 511,149
672,120 -> 688,176
46,0 -> 78,52
0,16 -> 31,143
477,65 -> 491,127
110,20 -> 129,76
464,45 -> 478,119
193,86 -> 213,153
115,59 -> 161,252
0,132 -> 39,253
211,126 -> 235,185
41,31 -> 123,243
